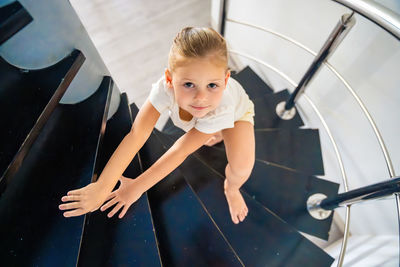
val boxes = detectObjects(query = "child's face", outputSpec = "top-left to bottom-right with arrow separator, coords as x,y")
166,56 -> 230,119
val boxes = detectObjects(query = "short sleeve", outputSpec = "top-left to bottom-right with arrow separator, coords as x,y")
195,105 -> 235,134
148,77 -> 172,113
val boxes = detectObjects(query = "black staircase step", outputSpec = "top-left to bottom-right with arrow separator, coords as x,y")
192,144 -> 339,240
0,77 -> 112,266
253,90 -> 304,129
231,66 -> 273,99
0,50 -> 85,189
78,94 -> 161,266
163,127 -> 325,176
154,132 -> 334,266
0,1 -> 33,45
254,128 -> 325,175
139,131 -> 243,267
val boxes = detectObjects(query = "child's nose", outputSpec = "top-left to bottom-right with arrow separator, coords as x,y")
194,89 -> 207,101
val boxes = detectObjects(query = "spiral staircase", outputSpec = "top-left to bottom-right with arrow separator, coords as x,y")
1,0 -> 399,266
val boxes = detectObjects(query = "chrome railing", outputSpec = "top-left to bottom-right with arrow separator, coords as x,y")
333,0 -> 400,40
229,48 -> 352,266
222,0 -> 400,266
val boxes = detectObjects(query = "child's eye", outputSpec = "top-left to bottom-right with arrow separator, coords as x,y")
184,82 -> 194,88
208,83 -> 218,89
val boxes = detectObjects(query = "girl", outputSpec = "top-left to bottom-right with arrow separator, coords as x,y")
59,27 -> 255,224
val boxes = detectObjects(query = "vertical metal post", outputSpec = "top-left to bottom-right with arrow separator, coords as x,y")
277,12 -> 356,120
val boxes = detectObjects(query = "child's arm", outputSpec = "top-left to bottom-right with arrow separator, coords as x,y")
99,127 -> 214,218
59,100 -> 160,217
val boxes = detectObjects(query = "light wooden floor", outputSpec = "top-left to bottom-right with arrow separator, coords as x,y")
69,0 -> 211,108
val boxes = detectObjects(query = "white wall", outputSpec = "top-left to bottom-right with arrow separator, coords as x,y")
213,0 -> 400,238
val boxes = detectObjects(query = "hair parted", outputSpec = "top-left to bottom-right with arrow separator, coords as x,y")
168,27 -> 228,71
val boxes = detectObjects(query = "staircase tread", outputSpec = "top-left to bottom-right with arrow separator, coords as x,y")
254,128 -> 325,175
140,132 -> 243,267
0,77 -> 112,266
159,126 -> 325,176
78,94 -> 161,266
155,132 -> 334,266
231,66 -> 274,99
193,144 -> 339,240
0,50 -> 84,182
253,89 -> 304,129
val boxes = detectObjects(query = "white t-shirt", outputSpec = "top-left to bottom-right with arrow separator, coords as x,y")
148,76 -> 253,134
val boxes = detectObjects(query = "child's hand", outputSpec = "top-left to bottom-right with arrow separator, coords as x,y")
100,176 -> 144,219
59,182 -> 110,217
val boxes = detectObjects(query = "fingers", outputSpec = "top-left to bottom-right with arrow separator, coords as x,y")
107,203 -> 123,218
63,208 -> 86,218
59,202 -> 81,211
119,205 -> 129,219
61,194 -> 81,202
67,188 -> 84,195
104,191 -> 116,202
100,197 -> 118,212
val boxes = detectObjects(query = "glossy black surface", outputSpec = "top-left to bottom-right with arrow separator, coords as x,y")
231,66 -> 273,99
140,132 -> 243,267
0,50 -> 84,186
0,77 -> 112,266
163,126 -> 325,176
173,150 -> 334,266
192,144 -> 339,240
254,128 -> 325,175
0,1 -> 33,45
253,90 -> 304,129
78,94 -> 161,266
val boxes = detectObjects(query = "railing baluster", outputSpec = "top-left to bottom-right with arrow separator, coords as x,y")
276,13 -> 356,120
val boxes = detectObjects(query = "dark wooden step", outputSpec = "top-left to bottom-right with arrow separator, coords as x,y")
191,144 -> 339,240
160,126 -> 325,176
139,131 -> 243,266
254,128 -> 325,175
153,132 -> 334,266
253,90 -> 304,129
0,1 -> 33,45
0,77 -> 112,266
0,50 -> 85,191
231,66 -> 274,100
78,93 -> 161,266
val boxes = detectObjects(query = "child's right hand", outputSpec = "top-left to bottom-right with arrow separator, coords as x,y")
59,182 -> 111,217
99,176 -> 144,219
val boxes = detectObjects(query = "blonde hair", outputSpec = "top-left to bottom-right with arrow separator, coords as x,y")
168,27 -> 228,71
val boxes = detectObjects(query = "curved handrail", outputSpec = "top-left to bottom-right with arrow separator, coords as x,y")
225,0 -> 400,264
229,49 -> 352,266
227,18 -> 396,180
332,0 -> 400,246
333,0 -> 400,40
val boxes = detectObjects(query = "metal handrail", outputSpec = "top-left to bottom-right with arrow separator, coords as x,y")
225,1 -> 400,264
284,12 -> 355,111
333,0 -> 400,40
229,49 -> 352,266
227,18 -> 396,180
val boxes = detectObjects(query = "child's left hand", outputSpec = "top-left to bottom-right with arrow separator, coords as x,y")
100,176 -> 144,219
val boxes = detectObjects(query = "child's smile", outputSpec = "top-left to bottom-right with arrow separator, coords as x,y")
166,55 -> 230,119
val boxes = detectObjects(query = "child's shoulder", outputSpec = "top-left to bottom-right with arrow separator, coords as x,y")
151,76 -> 173,96
226,77 -> 248,98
